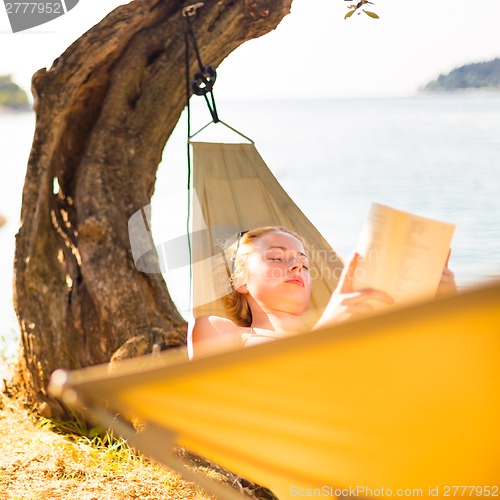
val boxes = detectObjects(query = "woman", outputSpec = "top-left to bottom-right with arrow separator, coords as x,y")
189,226 -> 456,358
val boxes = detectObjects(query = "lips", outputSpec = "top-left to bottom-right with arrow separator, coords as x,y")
285,277 -> 305,287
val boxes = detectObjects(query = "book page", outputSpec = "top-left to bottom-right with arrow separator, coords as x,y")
353,203 -> 455,307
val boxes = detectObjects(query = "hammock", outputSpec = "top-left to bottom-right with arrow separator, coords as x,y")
49,141 -> 500,498
50,279 -> 500,499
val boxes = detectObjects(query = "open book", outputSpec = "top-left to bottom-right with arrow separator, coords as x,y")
353,203 -> 455,307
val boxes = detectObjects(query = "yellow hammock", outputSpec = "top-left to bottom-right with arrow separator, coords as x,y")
50,280 -> 500,499
50,142 -> 500,498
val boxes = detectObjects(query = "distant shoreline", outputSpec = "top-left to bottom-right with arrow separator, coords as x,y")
421,57 -> 500,92
0,106 -> 33,115
419,87 -> 500,94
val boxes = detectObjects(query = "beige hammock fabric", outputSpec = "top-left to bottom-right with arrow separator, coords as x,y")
190,141 -> 343,323
50,281 -> 500,499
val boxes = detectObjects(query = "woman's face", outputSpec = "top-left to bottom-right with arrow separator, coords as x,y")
239,231 -> 312,315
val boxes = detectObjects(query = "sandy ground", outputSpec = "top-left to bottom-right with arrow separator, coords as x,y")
0,392 -> 276,500
0,393 -> 215,500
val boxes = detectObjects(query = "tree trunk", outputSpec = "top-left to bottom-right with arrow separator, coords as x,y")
12,0 -> 291,418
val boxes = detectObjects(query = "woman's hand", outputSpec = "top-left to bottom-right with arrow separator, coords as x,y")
436,255 -> 457,297
314,253 -> 394,329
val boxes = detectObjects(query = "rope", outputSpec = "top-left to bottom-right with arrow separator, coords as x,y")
182,2 -> 254,142
182,1 -> 255,313
184,7 -> 219,123
185,15 -> 193,312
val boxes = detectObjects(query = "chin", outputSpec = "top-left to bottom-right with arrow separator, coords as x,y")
283,300 -> 310,315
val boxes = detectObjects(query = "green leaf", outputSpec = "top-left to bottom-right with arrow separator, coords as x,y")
364,10 -> 380,18
344,9 -> 355,19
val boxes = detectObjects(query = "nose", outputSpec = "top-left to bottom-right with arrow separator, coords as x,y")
288,258 -> 303,272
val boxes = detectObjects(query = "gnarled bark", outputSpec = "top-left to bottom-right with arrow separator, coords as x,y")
13,0 -> 292,418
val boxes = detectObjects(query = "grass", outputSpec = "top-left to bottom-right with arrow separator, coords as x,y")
0,391 -> 278,499
1,331 -> 215,498
0,392 -> 218,500
0,337 -> 277,499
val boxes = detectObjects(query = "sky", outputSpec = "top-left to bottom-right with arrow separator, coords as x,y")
1,0 -> 500,100
2,0 -> 500,328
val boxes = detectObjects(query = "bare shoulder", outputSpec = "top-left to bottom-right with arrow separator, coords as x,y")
192,315 -> 241,341
190,315 -> 244,358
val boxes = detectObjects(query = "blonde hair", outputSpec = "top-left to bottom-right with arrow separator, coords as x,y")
223,226 -> 304,327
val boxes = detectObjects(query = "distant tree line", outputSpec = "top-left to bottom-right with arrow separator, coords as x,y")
423,58 -> 500,91
0,75 -> 30,110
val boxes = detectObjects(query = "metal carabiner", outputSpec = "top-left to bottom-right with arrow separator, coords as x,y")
192,66 -> 217,96
182,2 -> 204,17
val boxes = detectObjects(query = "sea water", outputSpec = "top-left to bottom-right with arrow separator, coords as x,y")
1,93 -> 500,353
0,111 -> 35,362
